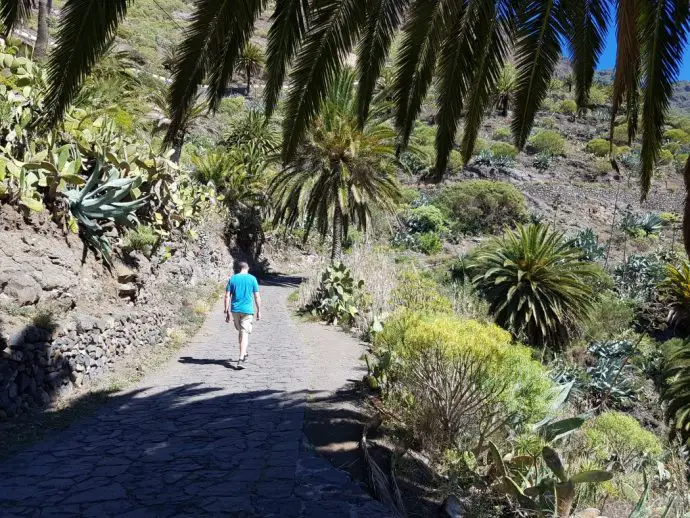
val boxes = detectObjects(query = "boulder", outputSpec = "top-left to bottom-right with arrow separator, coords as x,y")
2,273 -> 42,306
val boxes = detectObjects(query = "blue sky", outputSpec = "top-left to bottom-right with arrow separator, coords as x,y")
596,26 -> 690,81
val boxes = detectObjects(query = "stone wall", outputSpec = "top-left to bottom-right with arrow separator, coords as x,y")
0,217 -> 233,418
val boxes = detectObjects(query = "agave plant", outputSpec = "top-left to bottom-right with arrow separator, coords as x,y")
65,162 -> 147,264
570,228 -> 605,262
469,224 -> 600,349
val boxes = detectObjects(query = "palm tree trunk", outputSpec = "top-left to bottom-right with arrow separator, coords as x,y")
246,66 -> 251,95
171,131 -> 185,164
35,0 -> 49,60
683,154 -> 690,258
331,201 -> 343,263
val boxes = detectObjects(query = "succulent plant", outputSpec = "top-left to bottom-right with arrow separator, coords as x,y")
65,162 -> 147,264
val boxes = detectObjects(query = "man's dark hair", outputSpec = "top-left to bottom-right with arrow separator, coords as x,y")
234,260 -> 249,273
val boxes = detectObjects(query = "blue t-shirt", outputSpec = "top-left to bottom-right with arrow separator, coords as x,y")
226,273 -> 259,314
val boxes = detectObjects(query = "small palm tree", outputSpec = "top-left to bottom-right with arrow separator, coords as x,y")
148,84 -> 206,163
469,223 -> 599,350
494,65 -> 517,117
269,69 -> 401,262
236,42 -> 265,95
223,109 -> 279,155
660,262 -> 690,333
662,341 -> 690,444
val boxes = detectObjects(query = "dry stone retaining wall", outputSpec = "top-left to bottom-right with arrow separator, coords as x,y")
0,220 -> 233,418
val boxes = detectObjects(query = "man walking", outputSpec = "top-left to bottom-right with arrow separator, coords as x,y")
224,261 -> 261,369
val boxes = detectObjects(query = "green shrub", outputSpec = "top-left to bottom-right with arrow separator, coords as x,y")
558,99 -> 577,115
399,187 -> 422,206
659,147 -> 674,165
664,128 -> 690,144
528,130 -> 566,156
539,117 -> 557,129
492,127 -> 512,142
581,292 -> 635,342
469,224 -> 599,349
308,262 -> 363,325
434,180 -> 528,235
374,311 -> 554,452
532,152 -> 552,171
589,85 -> 609,105
614,145 -> 631,156
418,232 -> 442,255
406,205 -> 447,234
585,138 -> 612,157
583,411 -> 663,470
448,150 -> 464,172
390,270 -> 453,314
489,141 -> 518,159
472,137 -> 489,155
612,124 -> 629,145
123,225 -> 158,255
664,141 -> 681,154
593,159 -> 611,175
412,122 -> 436,146
676,153 -> 689,169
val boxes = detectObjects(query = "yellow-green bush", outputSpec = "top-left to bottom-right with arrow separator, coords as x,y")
375,311 -> 554,428
390,270 -> 453,314
664,141 -> 681,155
659,147 -> 674,165
589,84 -> 609,105
558,99 -> 577,115
593,160 -> 611,176
677,153 -> 689,168
615,145 -> 631,157
472,137 -> 489,155
528,130 -> 566,156
583,411 -> 663,469
664,128 -> 690,144
585,138 -> 612,157
492,127 -> 512,142
448,150 -> 464,172
412,122 -> 437,146
613,125 -> 630,145
434,180 -> 528,235
489,141 -> 518,159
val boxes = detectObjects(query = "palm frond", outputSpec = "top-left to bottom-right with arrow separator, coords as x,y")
563,0 -> 608,112
0,0 -> 34,36
356,0 -> 409,128
610,0 -> 641,152
393,0 -> 446,148
264,0 -> 309,118
638,0 -> 690,199
684,154 -> 690,258
281,0 -> 367,163
165,0 -> 262,146
511,0 -> 565,149
42,0 -> 129,129
459,0 -> 513,164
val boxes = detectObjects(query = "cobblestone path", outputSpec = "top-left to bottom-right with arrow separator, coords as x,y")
0,278 -> 392,518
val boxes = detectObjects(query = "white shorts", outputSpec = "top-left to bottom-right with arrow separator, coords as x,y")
232,312 -> 253,334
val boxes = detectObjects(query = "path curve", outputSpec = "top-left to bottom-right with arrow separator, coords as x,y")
0,278 -> 393,518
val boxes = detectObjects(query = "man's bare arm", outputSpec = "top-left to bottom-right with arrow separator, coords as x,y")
254,292 -> 262,320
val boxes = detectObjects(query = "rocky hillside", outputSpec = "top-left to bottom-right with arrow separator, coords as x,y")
0,206 -> 232,418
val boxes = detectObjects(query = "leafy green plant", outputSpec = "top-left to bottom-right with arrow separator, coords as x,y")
123,225 -> 158,256
581,292 -> 635,342
528,130 -> 566,156
434,180 -> 528,236
585,340 -> 641,409
659,262 -> 690,332
583,411 -> 663,470
662,340 -> 690,443
613,254 -> 665,302
489,141 -> 518,159
390,270 -> 453,314
558,99 -> 577,115
532,152 -> 552,171
664,128 -> 690,144
405,205 -> 447,234
585,138 -> 612,157
418,231 -> 442,255
374,312 -> 554,454
308,263 -> 363,325
469,224 -> 599,349
570,228 -> 605,262
492,127 -> 512,142
65,162 -> 147,265
620,212 -> 663,238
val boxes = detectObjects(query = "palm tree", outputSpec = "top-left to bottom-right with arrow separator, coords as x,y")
468,224 -> 600,350
269,69 -> 401,262
3,0 -> 690,253
147,84 -> 206,163
494,64 -> 517,117
34,0 -> 48,60
662,340 -> 690,444
236,42 -> 265,95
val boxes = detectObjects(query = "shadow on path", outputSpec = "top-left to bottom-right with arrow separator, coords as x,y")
0,383 -> 391,517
